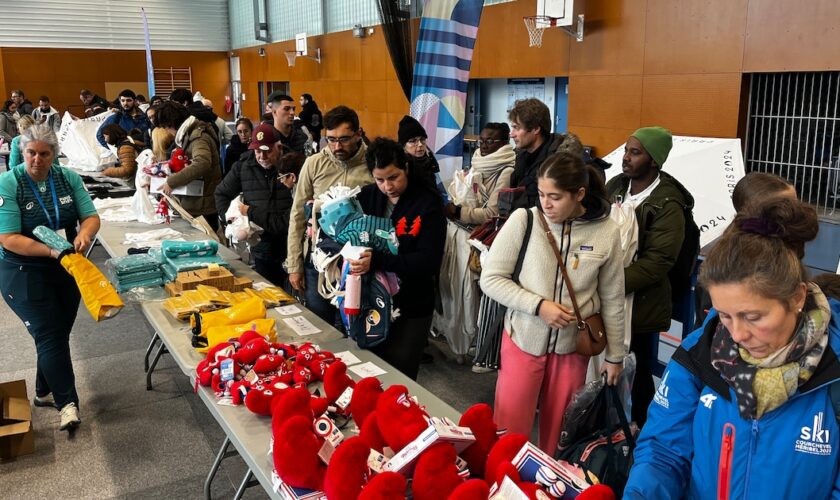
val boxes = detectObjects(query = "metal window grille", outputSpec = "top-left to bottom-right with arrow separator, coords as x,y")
745,72 -> 840,218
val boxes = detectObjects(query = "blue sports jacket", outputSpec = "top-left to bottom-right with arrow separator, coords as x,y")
96,110 -> 151,147
624,298 -> 840,499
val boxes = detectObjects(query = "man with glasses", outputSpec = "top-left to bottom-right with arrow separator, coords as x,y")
285,105 -> 373,325
216,123 -> 298,286
266,91 -> 308,155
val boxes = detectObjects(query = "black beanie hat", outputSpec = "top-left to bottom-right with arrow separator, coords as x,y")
398,115 -> 427,145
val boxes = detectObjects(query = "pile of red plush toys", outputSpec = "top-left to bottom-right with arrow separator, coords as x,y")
195,330 -> 615,500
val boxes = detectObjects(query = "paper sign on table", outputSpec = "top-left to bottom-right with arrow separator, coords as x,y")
275,304 -> 303,316
282,316 -> 321,336
334,351 -> 362,366
349,361 -> 386,378
252,281 -> 271,291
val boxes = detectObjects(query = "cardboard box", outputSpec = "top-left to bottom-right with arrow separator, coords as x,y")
149,176 -> 204,196
0,380 -> 35,459
231,276 -> 253,293
383,417 -> 475,475
175,267 -> 234,292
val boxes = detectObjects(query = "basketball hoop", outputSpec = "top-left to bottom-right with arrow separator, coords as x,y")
284,51 -> 300,67
523,16 -> 556,48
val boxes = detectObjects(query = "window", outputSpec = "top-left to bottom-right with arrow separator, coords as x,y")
745,72 -> 840,217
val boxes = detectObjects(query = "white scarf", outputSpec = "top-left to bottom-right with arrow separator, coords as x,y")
470,144 -> 516,177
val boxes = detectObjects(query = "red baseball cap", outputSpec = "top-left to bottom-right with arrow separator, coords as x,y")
249,123 -> 279,151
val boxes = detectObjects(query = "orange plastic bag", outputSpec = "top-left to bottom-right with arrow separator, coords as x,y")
195,318 -> 277,354
190,295 -> 266,338
59,253 -> 125,321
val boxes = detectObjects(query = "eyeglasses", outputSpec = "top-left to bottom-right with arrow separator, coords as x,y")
478,139 -> 504,146
326,136 -> 355,145
406,137 -> 426,145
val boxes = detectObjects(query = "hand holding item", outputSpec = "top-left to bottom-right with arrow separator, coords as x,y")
73,232 -> 92,254
538,301 -> 575,330
347,250 -> 372,275
290,272 -> 305,292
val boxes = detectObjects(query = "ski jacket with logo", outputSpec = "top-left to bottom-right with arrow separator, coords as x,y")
624,298 -> 840,500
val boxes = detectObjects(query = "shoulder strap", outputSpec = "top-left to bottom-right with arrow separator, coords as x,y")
830,380 -> 840,426
512,208 -> 533,285
536,211 -> 584,325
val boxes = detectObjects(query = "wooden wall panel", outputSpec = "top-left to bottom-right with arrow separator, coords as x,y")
744,0 -> 840,72
0,49 -> 6,104
567,125 -> 636,158
641,73 -> 742,137
472,0 -> 570,79
644,0 -> 748,75
569,0 -> 646,76
1,48 -> 231,120
568,75 -> 643,130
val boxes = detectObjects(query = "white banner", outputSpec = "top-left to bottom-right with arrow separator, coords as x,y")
603,136 -> 745,247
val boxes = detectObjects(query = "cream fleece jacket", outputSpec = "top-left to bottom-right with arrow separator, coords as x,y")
480,206 -> 627,362
284,142 -> 373,274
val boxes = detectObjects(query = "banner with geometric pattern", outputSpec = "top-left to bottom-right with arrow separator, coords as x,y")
410,0 -> 484,181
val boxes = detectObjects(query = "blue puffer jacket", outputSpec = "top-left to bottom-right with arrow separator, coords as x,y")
624,297 -> 840,499
96,110 -> 151,147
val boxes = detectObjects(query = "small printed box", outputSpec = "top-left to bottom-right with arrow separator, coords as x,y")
271,470 -> 326,500
511,442 -> 591,499
384,417 -> 475,476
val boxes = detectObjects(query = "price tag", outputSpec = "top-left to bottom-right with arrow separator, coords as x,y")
220,358 -> 234,382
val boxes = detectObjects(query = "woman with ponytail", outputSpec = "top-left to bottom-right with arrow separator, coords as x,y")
480,151 -> 627,455
626,197 -> 840,499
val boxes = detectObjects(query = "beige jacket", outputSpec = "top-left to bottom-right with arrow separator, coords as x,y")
458,145 -> 516,225
480,206 -> 627,362
284,142 -> 373,274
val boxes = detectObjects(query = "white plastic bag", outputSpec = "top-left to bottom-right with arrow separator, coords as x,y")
448,169 -> 483,208
135,149 -> 154,190
57,111 -> 117,171
131,188 -> 163,225
223,196 -> 262,245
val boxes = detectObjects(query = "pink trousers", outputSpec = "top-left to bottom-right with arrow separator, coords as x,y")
494,332 -> 589,456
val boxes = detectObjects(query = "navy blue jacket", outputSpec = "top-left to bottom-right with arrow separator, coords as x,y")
96,109 -> 151,147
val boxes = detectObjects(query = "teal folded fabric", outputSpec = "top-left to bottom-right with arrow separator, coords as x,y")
161,240 -> 219,259
106,254 -> 161,276
33,226 -> 74,253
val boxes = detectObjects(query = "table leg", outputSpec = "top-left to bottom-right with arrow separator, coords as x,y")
203,436 -> 238,500
85,234 -> 99,258
144,333 -> 161,373
233,469 -> 258,500
146,342 -> 168,390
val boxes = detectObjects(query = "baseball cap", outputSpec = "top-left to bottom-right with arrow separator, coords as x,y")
249,123 -> 279,151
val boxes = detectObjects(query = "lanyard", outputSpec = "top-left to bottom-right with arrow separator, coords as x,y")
24,171 -> 60,230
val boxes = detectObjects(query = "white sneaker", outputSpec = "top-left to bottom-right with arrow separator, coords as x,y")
471,365 -> 496,374
59,403 -> 81,431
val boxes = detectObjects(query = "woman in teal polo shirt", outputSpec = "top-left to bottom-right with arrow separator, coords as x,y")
0,124 -> 99,432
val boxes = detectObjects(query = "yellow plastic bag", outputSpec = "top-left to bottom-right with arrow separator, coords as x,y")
190,295 -> 266,337
60,253 -> 125,321
196,318 -> 277,354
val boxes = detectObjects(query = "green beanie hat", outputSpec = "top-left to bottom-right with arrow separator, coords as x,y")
631,126 -> 673,168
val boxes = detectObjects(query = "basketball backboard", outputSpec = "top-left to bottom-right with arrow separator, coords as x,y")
295,33 -> 307,56
536,0 -> 576,27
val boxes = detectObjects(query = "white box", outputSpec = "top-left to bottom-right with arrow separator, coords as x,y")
383,417 -> 475,475
150,176 -> 204,196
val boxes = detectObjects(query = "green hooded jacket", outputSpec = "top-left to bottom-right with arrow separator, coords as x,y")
606,171 -> 694,333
